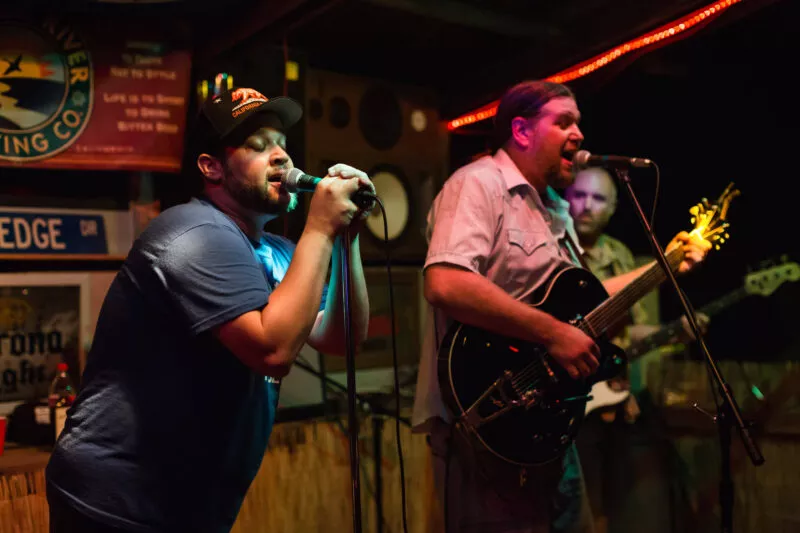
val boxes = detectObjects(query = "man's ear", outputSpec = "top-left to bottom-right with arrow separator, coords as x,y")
197,153 -> 224,184
510,116 -> 533,149
608,199 -> 618,218
608,181 -> 619,217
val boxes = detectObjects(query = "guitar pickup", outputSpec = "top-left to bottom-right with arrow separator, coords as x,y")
520,389 -> 543,410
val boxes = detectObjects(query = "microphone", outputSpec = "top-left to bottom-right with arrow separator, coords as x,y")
283,167 -> 375,209
573,150 -> 652,170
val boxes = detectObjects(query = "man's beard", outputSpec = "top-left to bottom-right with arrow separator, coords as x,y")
223,166 -> 298,214
548,166 -> 573,190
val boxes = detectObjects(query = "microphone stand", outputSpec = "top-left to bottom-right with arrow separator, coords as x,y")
294,358 -> 411,533
612,167 -> 764,533
340,229 -> 363,533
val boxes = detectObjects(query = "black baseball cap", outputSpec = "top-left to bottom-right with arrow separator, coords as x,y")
191,87 -> 303,155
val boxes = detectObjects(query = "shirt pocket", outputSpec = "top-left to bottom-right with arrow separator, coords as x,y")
506,229 -> 552,256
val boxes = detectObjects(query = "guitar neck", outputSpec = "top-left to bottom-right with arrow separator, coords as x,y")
700,286 -> 749,316
584,247 -> 683,336
626,285 -> 748,359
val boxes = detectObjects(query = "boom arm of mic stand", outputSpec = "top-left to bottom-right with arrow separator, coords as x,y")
611,167 -> 763,532
293,358 -> 411,425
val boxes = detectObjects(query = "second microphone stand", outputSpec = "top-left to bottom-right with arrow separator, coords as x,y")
613,167 -> 763,533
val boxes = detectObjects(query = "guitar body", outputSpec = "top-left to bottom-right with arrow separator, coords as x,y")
436,184 -> 743,466
438,266 -> 626,466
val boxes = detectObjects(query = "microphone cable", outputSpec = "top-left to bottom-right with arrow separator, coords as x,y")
362,191 -> 410,533
296,352 -> 395,532
650,161 -> 661,231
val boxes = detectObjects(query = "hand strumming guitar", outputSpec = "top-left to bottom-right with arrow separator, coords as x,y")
545,321 -> 601,379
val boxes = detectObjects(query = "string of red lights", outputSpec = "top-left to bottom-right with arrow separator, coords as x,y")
446,0 -> 743,131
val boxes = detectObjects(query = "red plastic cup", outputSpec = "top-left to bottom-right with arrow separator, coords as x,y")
0,416 -> 6,456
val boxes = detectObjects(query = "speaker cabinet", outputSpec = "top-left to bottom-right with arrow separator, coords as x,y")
305,69 -> 449,265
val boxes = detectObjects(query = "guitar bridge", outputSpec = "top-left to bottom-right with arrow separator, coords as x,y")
461,370 -> 523,430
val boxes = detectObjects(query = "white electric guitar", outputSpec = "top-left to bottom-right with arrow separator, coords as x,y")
585,260 -> 800,415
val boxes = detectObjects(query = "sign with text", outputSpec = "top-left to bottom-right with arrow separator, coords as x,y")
0,209 -> 107,255
0,283 -> 81,404
0,17 -> 191,172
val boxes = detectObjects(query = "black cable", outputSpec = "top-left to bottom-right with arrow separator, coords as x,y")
444,424 -> 453,533
650,161 -> 661,231
298,192 -> 409,532
303,193 -> 410,532
294,357 -> 411,424
432,299 -> 454,533
368,193 -> 410,533
295,355 -> 395,532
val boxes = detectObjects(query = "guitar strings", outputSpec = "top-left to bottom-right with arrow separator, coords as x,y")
510,359 -> 548,391
497,205 -> 730,409
506,248 -> 680,395
586,248 -> 681,336
587,221 -> 724,338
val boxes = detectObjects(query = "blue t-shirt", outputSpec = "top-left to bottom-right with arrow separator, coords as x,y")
46,198 -> 325,532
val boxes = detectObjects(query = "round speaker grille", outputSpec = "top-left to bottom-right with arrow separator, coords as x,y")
366,168 -> 409,242
359,85 -> 402,151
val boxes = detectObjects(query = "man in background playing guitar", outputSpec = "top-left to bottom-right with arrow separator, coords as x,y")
412,80 -> 712,533
566,167 -> 708,533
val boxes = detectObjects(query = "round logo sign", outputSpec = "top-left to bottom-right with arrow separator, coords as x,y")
0,19 -> 93,162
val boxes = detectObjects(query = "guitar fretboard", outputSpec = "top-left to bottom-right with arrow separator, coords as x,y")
583,247 -> 684,337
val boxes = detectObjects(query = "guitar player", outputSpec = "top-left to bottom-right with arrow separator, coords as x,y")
565,167 -> 709,533
411,79 -> 712,533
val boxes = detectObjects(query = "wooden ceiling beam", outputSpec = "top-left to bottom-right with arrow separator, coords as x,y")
358,0 -> 559,39
193,0 -> 343,63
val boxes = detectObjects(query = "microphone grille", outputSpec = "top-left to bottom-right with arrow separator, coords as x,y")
284,167 -> 304,192
573,150 -> 591,169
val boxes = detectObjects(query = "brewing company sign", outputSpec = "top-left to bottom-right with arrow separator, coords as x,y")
0,19 -> 93,162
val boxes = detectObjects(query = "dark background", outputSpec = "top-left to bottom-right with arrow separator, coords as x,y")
572,0 -> 798,363
3,0 -> 797,361
450,0 -> 799,363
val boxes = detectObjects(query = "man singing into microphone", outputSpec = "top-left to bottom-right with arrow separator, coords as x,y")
412,80 -> 711,532
46,87 -> 374,533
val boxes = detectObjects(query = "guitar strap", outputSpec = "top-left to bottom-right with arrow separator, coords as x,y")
561,230 -> 590,270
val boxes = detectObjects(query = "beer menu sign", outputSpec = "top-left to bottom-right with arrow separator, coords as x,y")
0,17 -> 191,172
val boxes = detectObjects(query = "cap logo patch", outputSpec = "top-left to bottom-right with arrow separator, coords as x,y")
230,88 -> 268,118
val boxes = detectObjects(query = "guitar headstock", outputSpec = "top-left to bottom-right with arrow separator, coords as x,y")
689,181 -> 741,250
744,259 -> 800,297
